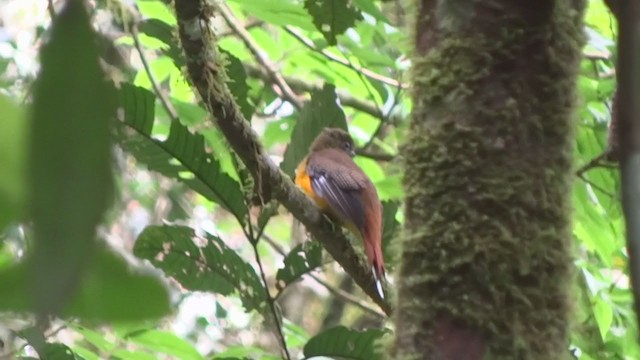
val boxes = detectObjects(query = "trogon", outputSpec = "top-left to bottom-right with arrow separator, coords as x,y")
295,128 -> 385,298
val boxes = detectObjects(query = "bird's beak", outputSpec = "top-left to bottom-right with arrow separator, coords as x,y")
350,149 -> 356,158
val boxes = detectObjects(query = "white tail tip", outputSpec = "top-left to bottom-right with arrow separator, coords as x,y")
372,266 -> 384,299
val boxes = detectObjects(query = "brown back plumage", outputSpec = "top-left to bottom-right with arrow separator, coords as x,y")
304,128 -> 385,298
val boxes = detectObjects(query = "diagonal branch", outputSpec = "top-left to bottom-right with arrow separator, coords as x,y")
284,26 -> 408,90
247,226 -> 291,359
173,0 -> 392,316
244,64 -> 400,123
217,4 -> 304,110
261,231 -> 386,318
131,25 -> 179,122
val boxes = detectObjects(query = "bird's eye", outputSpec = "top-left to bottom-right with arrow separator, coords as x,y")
343,142 -> 351,150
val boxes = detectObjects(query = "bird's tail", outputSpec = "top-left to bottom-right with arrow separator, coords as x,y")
363,187 -> 385,299
364,224 -> 385,299
372,263 -> 385,299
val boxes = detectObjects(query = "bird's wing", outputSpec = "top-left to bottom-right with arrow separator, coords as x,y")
306,149 -> 368,232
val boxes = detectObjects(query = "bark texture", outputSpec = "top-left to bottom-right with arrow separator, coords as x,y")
393,1 -> 586,359
172,0 -> 392,314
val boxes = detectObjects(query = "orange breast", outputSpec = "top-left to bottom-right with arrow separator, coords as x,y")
295,158 -> 329,209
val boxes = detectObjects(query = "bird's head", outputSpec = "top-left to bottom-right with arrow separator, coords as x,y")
310,128 -> 356,157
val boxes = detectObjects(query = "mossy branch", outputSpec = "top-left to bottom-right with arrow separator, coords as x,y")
173,0 -> 392,316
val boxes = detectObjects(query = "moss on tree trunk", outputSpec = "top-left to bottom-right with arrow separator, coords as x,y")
393,1 -> 586,359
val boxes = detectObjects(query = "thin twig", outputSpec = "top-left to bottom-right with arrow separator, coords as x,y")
131,25 -> 179,122
337,47 -> 392,151
47,0 -> 56,19
284,26 -> 408,89
217,4 -> 303,109
339,48 -> 385,121
361,72 -> 405,150
577,173 -> 616,199
309,272 -> 385,319
355,149 -> 396,162
583,49 -> 611,61
247,226 -> 291,360
338,45 -> 402,151
218,19 -> 263,37
244,64 -> 403,124
261,232 -> 386,318
575,151 -> 612,176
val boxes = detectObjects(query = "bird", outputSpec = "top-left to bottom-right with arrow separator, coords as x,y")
294,127 -> 385,298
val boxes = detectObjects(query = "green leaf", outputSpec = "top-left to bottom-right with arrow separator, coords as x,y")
28,0 -> 115,316
0,95 -> 26,230
0,242 -> 171,321
304,0 -> 363,46
221,50 -> 254,120
71,346 -> 100,360
284,320 -> 310,349
136,0 -> 176,25
375,174 -> 404,200
593,296 -> 613,340
70,243 -> 171,321
71,325 -> 116,353
275,241 -> 323,291
352,0 -> 387,21
133,225 -> 265,312
281,83 -> 348,177
303,326 -> 388,360
111,349 -> 157,360
263,116 -> 294,149
138,18 -> 185,68
213,345 -> 279,360
122,329 -> 204,360
227,0 -> 316,31
137,21 -> 251,119
116,84 -> 248,225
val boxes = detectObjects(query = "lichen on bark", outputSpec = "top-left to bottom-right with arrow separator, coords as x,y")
393,1 -> 586,359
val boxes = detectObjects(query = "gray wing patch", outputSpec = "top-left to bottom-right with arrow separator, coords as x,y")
310,173 -> 365,232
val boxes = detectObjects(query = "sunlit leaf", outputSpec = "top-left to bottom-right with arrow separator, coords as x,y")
213,345 -> 279,360
136,0 -> 177,25
137,21 -> 252,119
71,325 -> 116,353
71,346 -> 100,360
352,0 -> 387,21
138,18 -> 185,68
227,0 -> 315,31
593,296 -> 613,340
110,349 -> 157,360
122,329 -> 204,360
375,174 -> 404,200
284,320 -> 310,349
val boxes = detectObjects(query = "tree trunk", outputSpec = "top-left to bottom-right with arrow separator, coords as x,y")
393,1 -> 586,359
